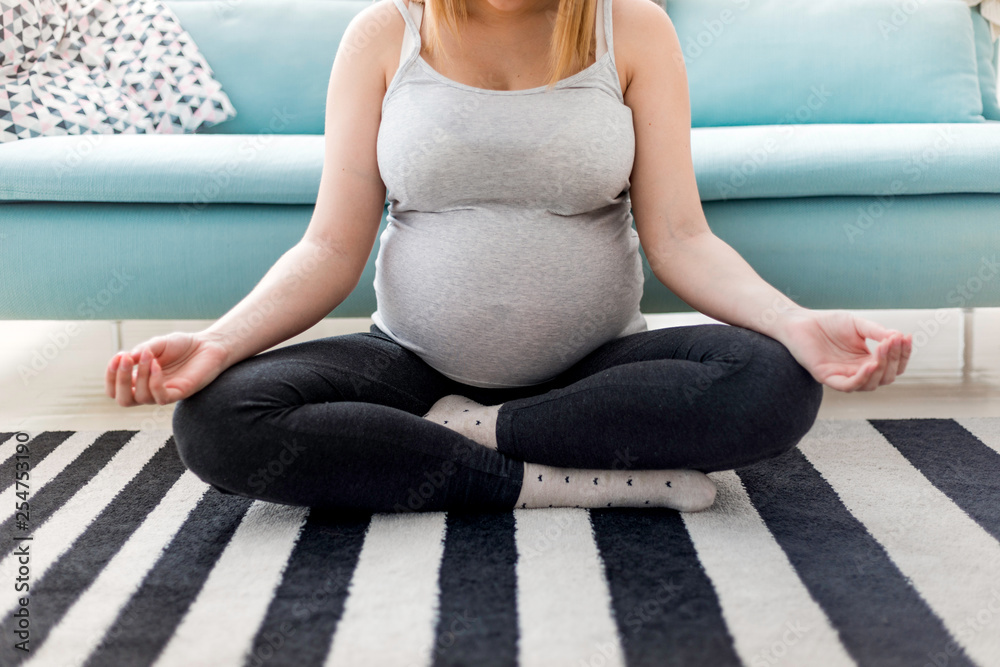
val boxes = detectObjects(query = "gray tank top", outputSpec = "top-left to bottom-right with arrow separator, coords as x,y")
372,0 -> 647,388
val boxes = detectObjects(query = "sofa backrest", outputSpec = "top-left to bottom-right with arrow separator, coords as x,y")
164,0 -> 369,135
665,0 -> 998,126
166,0 -> 1000,134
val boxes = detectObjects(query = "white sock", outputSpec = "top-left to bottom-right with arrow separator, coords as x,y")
515,462 -> 717,512
422,394 -> 501,450
424,394 -> 718,512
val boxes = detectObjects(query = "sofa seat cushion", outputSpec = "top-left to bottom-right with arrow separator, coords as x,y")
0,133 -> 323,204
2,123 -> 999,204
693,122 -> 1000,202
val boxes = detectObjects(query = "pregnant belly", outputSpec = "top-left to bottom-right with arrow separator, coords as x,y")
372,210 -> 645,387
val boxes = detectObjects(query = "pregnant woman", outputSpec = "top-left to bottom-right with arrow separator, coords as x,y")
106,0 -> 911,513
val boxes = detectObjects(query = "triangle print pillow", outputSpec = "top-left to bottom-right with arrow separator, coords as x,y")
0,0 -> 237,143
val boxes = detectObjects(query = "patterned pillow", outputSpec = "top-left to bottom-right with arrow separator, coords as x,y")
0,0 -> 237,143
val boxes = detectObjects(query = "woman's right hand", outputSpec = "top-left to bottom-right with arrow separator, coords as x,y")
105,332 -> 231,407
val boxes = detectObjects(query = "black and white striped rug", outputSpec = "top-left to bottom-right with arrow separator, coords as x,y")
1,418 -> 999,667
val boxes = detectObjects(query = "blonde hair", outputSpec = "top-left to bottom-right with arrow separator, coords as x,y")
412,0 -> 597,90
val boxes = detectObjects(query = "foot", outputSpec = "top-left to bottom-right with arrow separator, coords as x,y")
516,463 -> 718,512
422,394 -> 501,450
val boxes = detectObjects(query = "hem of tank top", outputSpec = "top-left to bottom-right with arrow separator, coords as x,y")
618,310 -> 649,337
369,315 -> 649,388
370,315 -> 552,388
435,368 -> 559,390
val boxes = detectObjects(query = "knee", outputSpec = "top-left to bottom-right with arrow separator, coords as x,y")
741,329 -> 824,455
171,375 -> 247,493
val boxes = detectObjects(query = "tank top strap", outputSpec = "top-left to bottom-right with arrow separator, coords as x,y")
599,0 -> 625,102
391,0 -> 424,65
595,0 -> 608,60
603,0 -> 618,67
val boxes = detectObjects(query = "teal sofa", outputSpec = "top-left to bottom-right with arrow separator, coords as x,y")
1,0 -> 998,322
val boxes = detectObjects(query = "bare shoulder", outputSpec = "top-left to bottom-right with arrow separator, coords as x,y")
343,0 -> 408,44
337,0 -> 410,91
611,0 -> 681,96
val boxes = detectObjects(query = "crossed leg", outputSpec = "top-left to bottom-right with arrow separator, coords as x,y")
171,323 -> 823,513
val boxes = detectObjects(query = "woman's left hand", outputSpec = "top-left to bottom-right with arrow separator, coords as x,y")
777,310 -> 913,392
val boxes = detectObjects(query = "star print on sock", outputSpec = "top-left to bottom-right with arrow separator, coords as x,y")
422,395 -> 500,450
515,462 -> 717,511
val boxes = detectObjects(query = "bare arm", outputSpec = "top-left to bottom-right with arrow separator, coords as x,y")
107,1 -> 414,406
618,0 -> 911,391
619,0 -> 807,341
201,3 -> 395,369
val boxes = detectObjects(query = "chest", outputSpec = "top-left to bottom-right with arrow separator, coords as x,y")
377,83 -> 636,215
415,43 -> 628,99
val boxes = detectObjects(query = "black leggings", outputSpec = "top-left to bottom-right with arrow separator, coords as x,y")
171,322 -> 823,513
